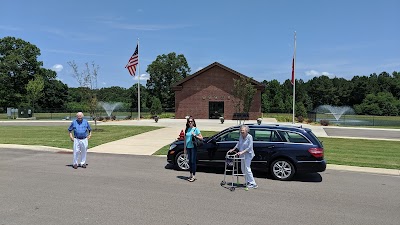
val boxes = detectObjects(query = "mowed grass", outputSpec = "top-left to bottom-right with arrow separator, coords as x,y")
320,137 -> 400,169
154,132 -> 400,170
0,126 -> 161,149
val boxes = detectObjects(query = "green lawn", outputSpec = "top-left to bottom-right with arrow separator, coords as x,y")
0,126 -> 161,149
320,137 -> 400,169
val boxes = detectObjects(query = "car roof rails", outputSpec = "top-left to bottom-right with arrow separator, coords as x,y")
263,123 -> 303,129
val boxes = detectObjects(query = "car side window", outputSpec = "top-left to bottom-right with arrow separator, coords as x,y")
254,130 -> 272,141
218,130 -> 240,142
271,131 -> 282,142
278,131 -> 310,143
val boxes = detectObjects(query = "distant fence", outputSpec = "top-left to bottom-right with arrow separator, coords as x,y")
0,108 -> 175,120
315,113 -> 400,127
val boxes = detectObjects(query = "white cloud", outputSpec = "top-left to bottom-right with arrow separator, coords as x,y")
196,67 -> 203,72
108,23 -> 190,31
305,70 -> 319,77
42,28 -> 105,42
305,70 -> 334,77
133,73 -> 149,81
51,64 -> 64,72
0,25 -> 21,31
45,49 -> 105,56
321,71 -> 334,76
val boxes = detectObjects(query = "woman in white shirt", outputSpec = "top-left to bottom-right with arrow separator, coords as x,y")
228,125 -> 257,189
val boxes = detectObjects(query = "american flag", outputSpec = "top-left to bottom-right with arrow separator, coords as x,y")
125,44 -> 139,76
291,57 -> 295,85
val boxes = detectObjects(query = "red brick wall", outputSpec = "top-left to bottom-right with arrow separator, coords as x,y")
175,66 -> 262,120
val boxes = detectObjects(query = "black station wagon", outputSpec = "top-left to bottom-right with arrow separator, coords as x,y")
167,124 -> 326,181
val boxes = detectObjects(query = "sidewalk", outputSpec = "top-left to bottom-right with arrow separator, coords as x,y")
91,118 -> 285,155
89,127 -> 180,155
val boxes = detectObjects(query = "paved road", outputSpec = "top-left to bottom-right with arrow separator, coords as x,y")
324,127 -> 400,140
1,149 -> 399,225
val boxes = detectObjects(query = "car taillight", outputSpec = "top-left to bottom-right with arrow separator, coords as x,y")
308,148 -> 324,158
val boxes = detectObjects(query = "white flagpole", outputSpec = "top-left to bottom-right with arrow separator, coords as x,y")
292,31 -> 296,124
137,38 -> 141,120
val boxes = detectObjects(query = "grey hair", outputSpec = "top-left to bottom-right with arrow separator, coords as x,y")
240,124 -> 249,132
76,112 -> 84,117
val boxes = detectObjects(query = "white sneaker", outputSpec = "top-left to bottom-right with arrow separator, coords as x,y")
248,184 -> 258,189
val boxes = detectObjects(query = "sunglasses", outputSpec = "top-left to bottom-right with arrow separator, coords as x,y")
188,121 -> 194,123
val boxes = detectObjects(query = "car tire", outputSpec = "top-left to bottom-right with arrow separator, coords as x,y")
174,151 -> 190,171
270,159 -> 295,181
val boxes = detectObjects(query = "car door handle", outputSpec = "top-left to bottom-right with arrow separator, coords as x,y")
267,145 -> 275,149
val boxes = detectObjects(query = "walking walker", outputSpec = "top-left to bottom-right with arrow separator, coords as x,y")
220,151 -> 248,191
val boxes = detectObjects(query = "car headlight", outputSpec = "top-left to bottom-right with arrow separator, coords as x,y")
169,144 -> 177,150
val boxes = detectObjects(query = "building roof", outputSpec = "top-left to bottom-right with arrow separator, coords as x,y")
171,62 -> 265,90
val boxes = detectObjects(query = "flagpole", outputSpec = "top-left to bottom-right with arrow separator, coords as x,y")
292,31 -> 296,124
137,38 -> 140,120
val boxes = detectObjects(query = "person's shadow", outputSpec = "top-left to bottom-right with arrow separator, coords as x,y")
65,163 -> 88,168
176,175 -> 191,181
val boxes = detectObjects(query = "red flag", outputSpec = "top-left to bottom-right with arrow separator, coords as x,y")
291,57 -> 295,85
125,44 -> 139,76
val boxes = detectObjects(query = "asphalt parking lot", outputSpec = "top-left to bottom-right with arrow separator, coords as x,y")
1,148 -> 399,225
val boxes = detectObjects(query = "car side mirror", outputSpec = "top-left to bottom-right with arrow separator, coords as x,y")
210,138 -> 217,145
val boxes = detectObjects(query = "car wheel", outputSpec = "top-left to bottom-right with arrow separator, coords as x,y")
174,151 -> 189,171
270,159 -> 295,181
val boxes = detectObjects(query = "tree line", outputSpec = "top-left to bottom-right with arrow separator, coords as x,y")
263,72 -> 400,117
1,36 -> 399,117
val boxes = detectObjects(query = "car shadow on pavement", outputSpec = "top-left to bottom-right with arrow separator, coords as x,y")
290,173 -> 323,182
165,164 -> 323,183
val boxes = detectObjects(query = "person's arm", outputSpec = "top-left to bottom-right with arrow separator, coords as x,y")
183,129 -> 187,154
68,122 -> 74,141
69,132 -> 74,141
229,140 -> 239,153
194,128 -> 203,140
87,121 -> 92,139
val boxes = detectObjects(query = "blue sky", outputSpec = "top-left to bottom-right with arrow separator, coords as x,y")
2,0 -> 399,89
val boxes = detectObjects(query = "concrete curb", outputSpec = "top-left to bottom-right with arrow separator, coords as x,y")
324,136 -> 400,142
0,144 -> 70,152
327,164 -> 400,176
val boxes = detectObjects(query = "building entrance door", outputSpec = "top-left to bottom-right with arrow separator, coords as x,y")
209,102 -> 224,119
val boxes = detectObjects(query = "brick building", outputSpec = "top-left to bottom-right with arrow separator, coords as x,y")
171,62 -> 264,120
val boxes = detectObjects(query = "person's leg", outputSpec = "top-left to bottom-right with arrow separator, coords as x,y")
72,139 -> 79,168
192,147 -> 197,177
244,157 -> 256,187
80,139 -> 88,167
241,158 -> 248,185
187,148 -> 193,178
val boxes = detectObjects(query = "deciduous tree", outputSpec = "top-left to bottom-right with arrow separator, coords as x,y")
146,52 -> 190,109
0,36 -> 42,109
26,74 -> 44,114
